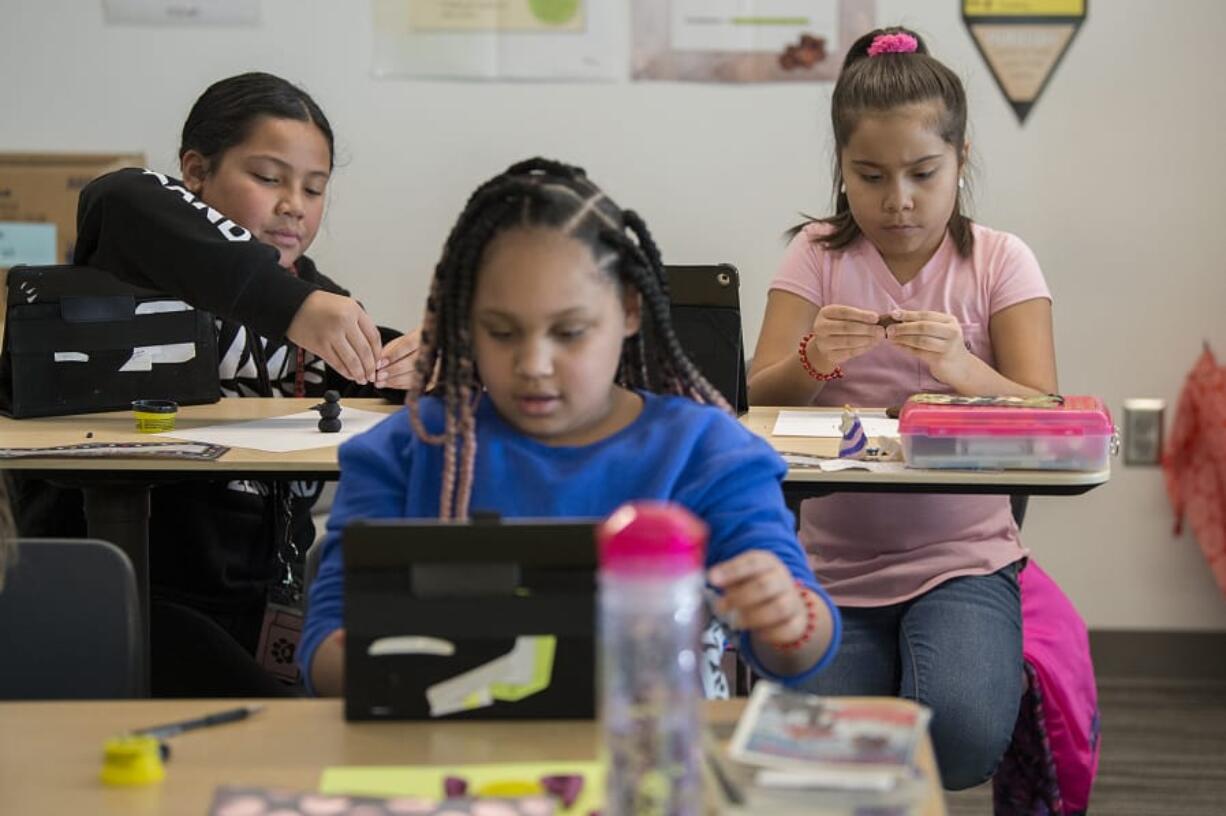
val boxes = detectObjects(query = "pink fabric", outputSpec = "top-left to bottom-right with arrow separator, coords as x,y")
1163,345 -> 1226,596
771,222 -> 1051,605
1017,560 -> 1101,812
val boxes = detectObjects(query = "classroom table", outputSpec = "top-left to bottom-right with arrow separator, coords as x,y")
0,398 -> 401,681
0,697 -> 948,815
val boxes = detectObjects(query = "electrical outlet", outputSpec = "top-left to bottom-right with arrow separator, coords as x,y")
1123,398 -> 1165,466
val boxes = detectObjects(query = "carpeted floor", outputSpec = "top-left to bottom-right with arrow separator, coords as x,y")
946,678 -> 1226,814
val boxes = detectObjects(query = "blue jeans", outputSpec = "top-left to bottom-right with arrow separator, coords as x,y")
799,564 -> 1023,790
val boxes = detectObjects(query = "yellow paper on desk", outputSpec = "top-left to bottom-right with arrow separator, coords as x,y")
320,760 -> 604,813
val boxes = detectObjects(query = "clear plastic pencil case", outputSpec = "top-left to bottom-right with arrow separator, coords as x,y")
898,394 -> 1115,471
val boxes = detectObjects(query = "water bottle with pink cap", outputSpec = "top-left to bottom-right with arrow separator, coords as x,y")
598,500 -> 706,816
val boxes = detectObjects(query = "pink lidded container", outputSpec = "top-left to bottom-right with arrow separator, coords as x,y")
898,395 -> 1115,471
597,502 -> 708,816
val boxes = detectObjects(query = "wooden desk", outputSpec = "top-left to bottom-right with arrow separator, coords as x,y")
0,698 -> 947,815
741,406 -> 1111,498
0,398 -> 401,682
0,397 -> 400,473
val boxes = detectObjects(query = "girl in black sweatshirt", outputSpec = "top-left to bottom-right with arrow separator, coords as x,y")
15,72 -> 419,696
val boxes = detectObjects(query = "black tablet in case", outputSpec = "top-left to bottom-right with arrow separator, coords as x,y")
343,518 -> 597,722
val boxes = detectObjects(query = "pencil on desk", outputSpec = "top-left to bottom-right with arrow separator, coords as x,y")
133,703 -> 264,740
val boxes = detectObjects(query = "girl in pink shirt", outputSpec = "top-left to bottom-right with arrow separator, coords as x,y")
748,27 -> 1057,791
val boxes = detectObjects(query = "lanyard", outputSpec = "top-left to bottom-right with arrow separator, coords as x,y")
288,262 -> 306,398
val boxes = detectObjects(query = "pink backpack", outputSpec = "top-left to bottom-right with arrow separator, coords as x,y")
994,560 -> 1101,814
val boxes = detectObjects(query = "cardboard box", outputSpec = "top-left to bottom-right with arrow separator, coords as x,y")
0,152 -> 144,344
0,152 -> 144,268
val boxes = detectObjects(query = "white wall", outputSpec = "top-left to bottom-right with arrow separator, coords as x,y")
3,0 -> 1224,630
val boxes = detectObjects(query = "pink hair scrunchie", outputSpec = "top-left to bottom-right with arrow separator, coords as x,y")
867,32 -> 919,57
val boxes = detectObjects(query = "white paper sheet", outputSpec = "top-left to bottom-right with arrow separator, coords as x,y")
772,411 -> 899,438
158,408 -> 391,452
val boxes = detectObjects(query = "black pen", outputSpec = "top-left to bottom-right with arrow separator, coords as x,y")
133,703 -> 264,739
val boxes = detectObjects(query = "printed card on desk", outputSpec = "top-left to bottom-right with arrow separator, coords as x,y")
728,682 -> 930,792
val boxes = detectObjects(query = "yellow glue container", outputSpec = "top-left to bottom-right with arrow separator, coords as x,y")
100,735 -> 165,786
131,400 -> 178,433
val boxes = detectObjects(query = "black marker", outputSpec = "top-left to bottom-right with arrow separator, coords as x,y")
133,704 -> 264,739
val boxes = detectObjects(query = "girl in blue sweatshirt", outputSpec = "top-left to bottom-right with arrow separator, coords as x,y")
301,159 -> 841,696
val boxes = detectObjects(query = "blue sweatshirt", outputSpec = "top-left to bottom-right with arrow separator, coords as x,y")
299,392 -> 841,691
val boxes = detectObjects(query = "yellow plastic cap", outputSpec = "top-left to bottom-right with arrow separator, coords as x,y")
100,735 -> 165,786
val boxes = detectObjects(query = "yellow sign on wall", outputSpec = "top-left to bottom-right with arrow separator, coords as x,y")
963,0 -> 1087,123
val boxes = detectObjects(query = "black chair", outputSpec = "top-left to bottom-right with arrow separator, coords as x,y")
0,538 -> 144,698
658,264 -> 754,694
1011,495 -> 1029,528
662,264 -> 749,415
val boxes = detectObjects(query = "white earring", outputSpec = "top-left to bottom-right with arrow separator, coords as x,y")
957,176 -> 965,190
839,182 -> 847,194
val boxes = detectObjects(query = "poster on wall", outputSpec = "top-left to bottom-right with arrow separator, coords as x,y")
962,0 -> 1086,123
371,0 -> 620,80
631,0 -> 875,83
102,0 -> 260,26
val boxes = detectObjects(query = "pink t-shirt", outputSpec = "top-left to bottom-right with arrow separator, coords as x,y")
770,221 -> 1051,606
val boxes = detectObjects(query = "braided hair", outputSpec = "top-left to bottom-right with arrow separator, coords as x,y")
406,158 -> 729,520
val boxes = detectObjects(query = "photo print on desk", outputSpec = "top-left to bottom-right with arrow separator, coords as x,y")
210,786 -> 558,816
0,441 -> 228,460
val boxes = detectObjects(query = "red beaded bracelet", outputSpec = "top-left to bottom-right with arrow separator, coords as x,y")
771,581 -> 820,651
798,331 -> 844,381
